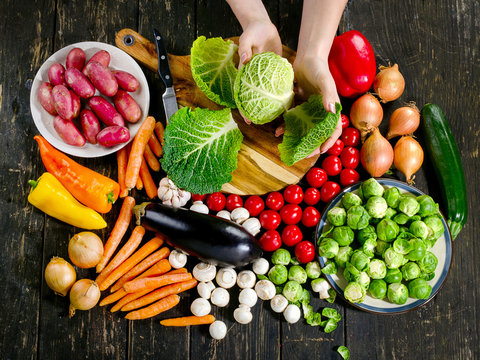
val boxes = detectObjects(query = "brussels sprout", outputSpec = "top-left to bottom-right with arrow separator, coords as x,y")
358,186 -> 364,201
337,346 -> 350,360
398,226 -> 410,234
385,207 -> 397,219
335,246 -> 353,268
419,272 -> 435,281
358,271 -> 371,290
288,265 -> 308,284
332,226 -> 355,246
393,238 -> 412,255
305,261 -> 321,279
344,262 -> 361,283
344,282 -> 366,303
368,259 -> 387,279
365,196 -> 388,218
393,213 -> 410,225
268,264 -> 288,285
384,268 -> 403,283
416,195 -> 439,217
299,288 -> 310,303
369,279 -> 387,299
408,278 -> 432,299
350,250 -> 370,272
376,219 -> 400,241
341,192 -> 362,210
418,251 -> 438,274
318,238 -> 339,259
326,288 -> 337,303
362,238 -> 377,258
401,262 -> 421,281
321,260 -> 338,275
323,318 -> 338,333
369,217 -> 382,226
361,178 -> 385,199
398,196 -> 420,217
387,283 -> 409,304
282,280 -> 303,302
327,207 -> 347,226
322,307 -> 341,322
383,187 -> 401,208
375,240 -> 391,257
409,220 -> 429,239
384,248 -> 405,269
424,215 -> 444,239
357,225 -> 377,245
346,205 -> 370,230
405,239 -> 427,261
271,248 -> 291,265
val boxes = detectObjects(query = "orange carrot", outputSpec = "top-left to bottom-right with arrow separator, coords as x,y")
96,196 -> 135,273
117,147 -> 129,198
139,157 -> 157,199
100,288 -> 127,306
125,116 -> 156,190
96,226 -> 145,285
125,294 -> 180,320
136,176 -> 143,190
160,314 -> 215,327
123,272 -> 192,293
139,259 -> 172,278
143,143 -> 161,172
148,133 -> 163,157
155,121 -> 165,145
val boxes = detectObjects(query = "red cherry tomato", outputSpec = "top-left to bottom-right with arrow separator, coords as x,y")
306,167 -> 328,188
341,114 -> 350,129
259,210 -> 281,230
266,192 -> 284,211
304,187 -> 320,206
259,230 -> 282,252
206,192 -> 226,211
320,181 -> 341,203
302,206 -> 320,227
244,195 -> 265,216
321,155 -> 342,176
282,225 -> 303,247
341,127 -> 360,147
340,168 -> 360,186
191,194 -> 207,202
279,204 -> 302,225
340,146 -> 360,169
283,184 -> 304,204
295,241 -> 315,263
226,194 -> 243,212
326,139 -> 344,156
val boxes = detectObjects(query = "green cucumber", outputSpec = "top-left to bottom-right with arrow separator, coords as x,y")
420,103 -> 467,239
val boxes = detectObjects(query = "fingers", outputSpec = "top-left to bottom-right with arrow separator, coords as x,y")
238,34 -> 253,65
320,117 -> 342,154
306,148 -> 321,159
275,123 -> 285,137
317,72 -> 340,114
238,109 -> 251,125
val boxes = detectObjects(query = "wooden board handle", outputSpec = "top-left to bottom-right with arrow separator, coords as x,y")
115,28 -> 158,72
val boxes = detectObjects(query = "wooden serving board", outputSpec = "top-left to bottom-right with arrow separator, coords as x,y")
115,28 -> 319,195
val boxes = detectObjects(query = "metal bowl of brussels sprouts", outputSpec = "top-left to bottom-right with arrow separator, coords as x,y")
315,178 -> 452,315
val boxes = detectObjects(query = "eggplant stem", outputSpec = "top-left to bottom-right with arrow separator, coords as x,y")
133,202 -> 151,226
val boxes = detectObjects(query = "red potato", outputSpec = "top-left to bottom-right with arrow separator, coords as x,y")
70,90 -> 81,118
48,63 -> 66,86
114,90 -> 141,123
37,82 -> 57,115
96,126 -> 130,147
84,50 -> 110,69
66,48 -> 86,70
112,70 -> 140,92
88,96 -> 125,127
52,85 -> 74,121
65,67 -> 95,98
84,61 -> 118,97
80,109 -> 101,144
53,115 -> 86,147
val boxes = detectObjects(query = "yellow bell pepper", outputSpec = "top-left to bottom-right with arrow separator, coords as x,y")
28,172 -> 107,229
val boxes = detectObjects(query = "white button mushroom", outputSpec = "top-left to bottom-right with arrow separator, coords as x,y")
283,304 -> 301,324
190,202 -> 209,214
242,217 -> 261,236
252,258 -> 269,275
216,210 -> 231,220
210,287 -> 230,307
230,207 -> 250,224
233,306 -> 253,324
270,294 -> 288,313
216,268 -> 237,289
197,281 -> 215,299
209,320 -> 227,340
238,288 -> 258,307
193,263 -> 217,282
190,297 -> 211,317
236,270 -> 256,289
311,278 -> 331,299
168,250 -> 187,269
254,279 -> 276,300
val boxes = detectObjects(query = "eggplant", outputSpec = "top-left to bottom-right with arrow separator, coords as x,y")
134,202 -> 263,267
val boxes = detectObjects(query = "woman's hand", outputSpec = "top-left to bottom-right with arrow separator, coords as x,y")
238,20 -> 282,65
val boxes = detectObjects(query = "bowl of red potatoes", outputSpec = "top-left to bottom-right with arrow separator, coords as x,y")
30,41 -> 150,158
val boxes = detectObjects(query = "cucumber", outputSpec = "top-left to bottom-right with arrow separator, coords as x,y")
420,103 -> 467,239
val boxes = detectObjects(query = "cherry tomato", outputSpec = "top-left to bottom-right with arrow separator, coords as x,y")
226,194 -> 243,212
206,192 -> 226,211
301,206 -> 320,227
244,195 -> 265,217
259,210 -> 281,230
306,167 -> 328,188
320,181 -> 341,203
341,114 -> 350,129
304,187 -> 320,206
295,241 -> 315,263
266,191 -> 284,211
279,204 -> 302,225
259,230 -> 282,252
282,225 -> 303,247
341,127 -> 360,147
340,146 -> 360,169
283,184 -> 304,204
191,194 -> 207,202
321,155 -> 342,176
340,168 -> 360,186
326,139 -> 344,156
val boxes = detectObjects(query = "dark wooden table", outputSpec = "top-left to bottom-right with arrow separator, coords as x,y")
1,0 -> 479,359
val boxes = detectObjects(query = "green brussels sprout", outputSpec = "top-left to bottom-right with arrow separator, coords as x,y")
305,261 -> 321,279
398,196 -> 420,217
318,238 -> 339,259
369,279 -> 387,299
393,213 -> 410,225
268,264 -> 288,285
375,240 -> 391,257
398,226 -> 410,234
368,259 -> 387,279
424,215 -> 444,239
350,250 -> 371,272
327,207 -> 347,226
341,192 -> 362,210
383,187 -> 401,208
299,288 -> 310,303
282,280 -> 303,302
419,272 -> 435,281
358,186 -> 364,201
324,319 -> 338,333
344,282 -> 366,303
408,215 -> 422,224
362,238 -> 377,258
376,219 -> 400,241
384,268 -> 403,283
387,283 -> 409,304
344,262 -> 361,283
332,226 -> 355,246
357,225 -> 377,245
346,205 -> 370,230
393,238 -> 413,255
418,251 -> 438,274
358,271 -> 371,290
424,236 -> 437,250
288,265 -> 308,284
384,248 -> 405,269
361,178 -> 385,199
271,248 -> 291,265
401,262 -> 421,281
416,195 -> 439,217
321,260 -> 338,275
335,246 -> 353,268
385,207 -> 397,219
369,217 -> 381,226
337,346 -> 350,360
405,239 -> 427,261
409,220 -> 429,239
408,278 -> 432,299
365,196 -> 388,218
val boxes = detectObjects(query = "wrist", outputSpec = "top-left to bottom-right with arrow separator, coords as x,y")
227,0 -> 273,31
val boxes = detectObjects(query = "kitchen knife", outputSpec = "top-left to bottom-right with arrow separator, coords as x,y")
153,28 -> 178,122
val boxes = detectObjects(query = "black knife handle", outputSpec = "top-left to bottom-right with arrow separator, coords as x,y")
153,28 -> 173,88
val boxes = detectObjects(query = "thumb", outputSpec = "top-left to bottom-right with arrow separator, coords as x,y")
317,74 -> 340,114
238,35 -> 253,65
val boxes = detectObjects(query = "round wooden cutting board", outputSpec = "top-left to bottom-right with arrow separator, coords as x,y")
115,28 -> 319,195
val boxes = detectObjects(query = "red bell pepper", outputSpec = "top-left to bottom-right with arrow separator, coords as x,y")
328,30 -> 376,98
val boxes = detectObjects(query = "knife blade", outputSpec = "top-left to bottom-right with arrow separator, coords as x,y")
153,28 -> 178,122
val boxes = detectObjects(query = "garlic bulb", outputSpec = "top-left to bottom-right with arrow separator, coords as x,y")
157,177 -> 191,208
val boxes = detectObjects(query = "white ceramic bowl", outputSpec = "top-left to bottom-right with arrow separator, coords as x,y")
30,41 -> 150,158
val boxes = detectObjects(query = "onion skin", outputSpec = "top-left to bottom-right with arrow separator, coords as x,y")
69,279 -> 101,318
394,136 -> 424,184
373,64 -> 405,103
360,128 -> 394,177
44,257 -> 76,296
386,105 -> 420,139
350,93 -> 384,142
68,232 -> 104,269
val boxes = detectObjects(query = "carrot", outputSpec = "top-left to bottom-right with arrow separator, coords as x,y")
125,116 -> 156,190
117,147 -> 129,198
98,235 -> 165,291
143,143 -> 161,172
148,133 -> 163,157
160,314 -> 215,327
139,157 -> 157,199
155,121 -> 165,145
96,226 -> 145,285
96,196 -> 135,273
139,258 -> 172,278
136,176 -> 143,190
125,294 -> 180,320
100,288 -> 127,306
123,272 -> 192,293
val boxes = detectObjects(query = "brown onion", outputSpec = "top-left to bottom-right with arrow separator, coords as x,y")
386,104 -> 420,139
394,136 -> 424,184
68,232 -> 104,269
360,128 -> 394,177
69,279 -> 101,318
44,257 -> 76,296
373,64 -> 405,103
350,93 -> 384,142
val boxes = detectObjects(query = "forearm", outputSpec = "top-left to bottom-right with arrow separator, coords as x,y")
226,0 -> 272,30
